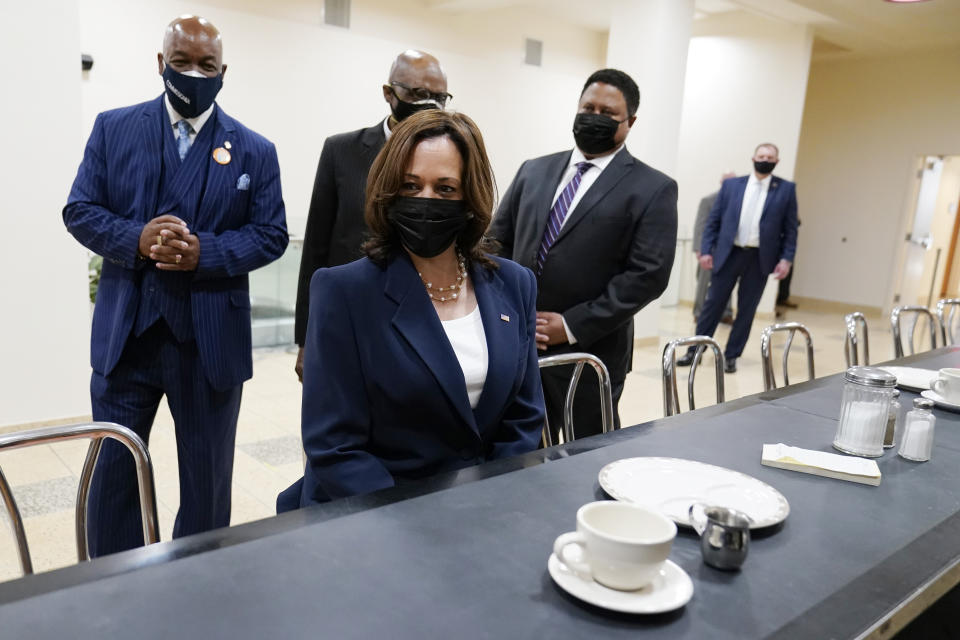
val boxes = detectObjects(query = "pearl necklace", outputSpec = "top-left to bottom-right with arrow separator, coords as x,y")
419,251 -> 467,303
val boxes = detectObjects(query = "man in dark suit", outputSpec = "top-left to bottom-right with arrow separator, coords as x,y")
692,171 -> 736,322
294,50 -> 449,380
490,68 -> 678,439
63,16 -> 288,556
678,143 -> 799,373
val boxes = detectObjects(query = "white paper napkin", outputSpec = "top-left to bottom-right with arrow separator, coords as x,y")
761,443 -> 881,486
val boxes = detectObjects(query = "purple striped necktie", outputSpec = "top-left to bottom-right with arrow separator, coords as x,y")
536,161 -> 593,274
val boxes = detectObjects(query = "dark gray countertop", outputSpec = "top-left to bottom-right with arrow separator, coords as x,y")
3,349 -> 960,638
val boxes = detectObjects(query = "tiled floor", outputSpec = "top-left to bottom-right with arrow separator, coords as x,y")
0,302 -> 891,582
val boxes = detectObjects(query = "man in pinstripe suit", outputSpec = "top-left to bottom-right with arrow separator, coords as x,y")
63,16 -> 288,556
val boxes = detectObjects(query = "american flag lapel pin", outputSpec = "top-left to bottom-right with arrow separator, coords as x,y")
500,314 -> 510,322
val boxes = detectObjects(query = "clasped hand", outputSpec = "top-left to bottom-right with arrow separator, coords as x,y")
535,311 -> 568,351
138,215 -> 200,271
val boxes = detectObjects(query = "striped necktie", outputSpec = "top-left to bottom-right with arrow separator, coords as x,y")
536,161 -> 593,274
176,119 -> 193,161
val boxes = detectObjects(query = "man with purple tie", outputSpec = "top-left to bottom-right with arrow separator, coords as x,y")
63,16 -> 287,556
490,69 -> 678,440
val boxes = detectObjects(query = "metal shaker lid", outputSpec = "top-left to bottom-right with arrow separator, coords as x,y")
914,397 -> 935,410
843,366 -> 897,388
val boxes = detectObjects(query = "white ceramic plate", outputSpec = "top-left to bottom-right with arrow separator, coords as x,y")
548,554 -> 693,614
879,367 -> 939,392
921,389 -> 960,413
598,457 -> 789,529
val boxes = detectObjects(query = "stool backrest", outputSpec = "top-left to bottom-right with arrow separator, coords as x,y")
761,322 -> 815,391
890,305 -> 937,357
662,337 -> 725,417
538,353 -> 615,446
843,312 -> 869,367
936,299 -> 960,346
0,422 -> 158,576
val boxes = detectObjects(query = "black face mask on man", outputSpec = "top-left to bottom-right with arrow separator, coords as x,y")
162,64 -> 223,119
572,113 -> 624,155
390,91 -> 441,122
388,197 -> 472,258
753,160 -> 777,175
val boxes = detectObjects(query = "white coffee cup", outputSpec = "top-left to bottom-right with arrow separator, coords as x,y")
553,501 -> 676,591
931,368 -> 960,402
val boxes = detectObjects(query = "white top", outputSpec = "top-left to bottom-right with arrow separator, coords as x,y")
440,306 -> 489,409
551,145 -> 623,231
735,173 -> 771,248
164,94 -> 215,144
382,116 -> 393,141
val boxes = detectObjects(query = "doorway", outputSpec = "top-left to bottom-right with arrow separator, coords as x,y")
890,155 -> 960,310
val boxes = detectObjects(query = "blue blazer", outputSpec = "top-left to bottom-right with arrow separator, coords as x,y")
63,96 -> 288,390
277,253 -> 545,511
700,175 -> 798,275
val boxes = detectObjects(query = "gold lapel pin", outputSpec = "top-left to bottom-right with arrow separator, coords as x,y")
212,147 -> 231,165
500,314 -> 510,322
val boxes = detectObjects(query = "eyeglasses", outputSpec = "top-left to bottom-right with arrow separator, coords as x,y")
390,82 -> 453,107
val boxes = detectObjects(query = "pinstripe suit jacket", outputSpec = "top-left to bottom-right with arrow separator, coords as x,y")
64,96 -> 288,390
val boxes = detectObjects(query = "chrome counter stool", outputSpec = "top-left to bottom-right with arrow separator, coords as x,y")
843,312 -> 869,367
891,305 -> 937,358
662,337 -> 725,417
538,353 -> 615,446
760,322 -> 815,391
0,422 -> 159,576
936,298 -> 960,346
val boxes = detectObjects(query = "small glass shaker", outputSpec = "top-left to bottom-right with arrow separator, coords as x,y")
898,398 -> 936,462
834,367 -> 897,457
883,389 -> 902,448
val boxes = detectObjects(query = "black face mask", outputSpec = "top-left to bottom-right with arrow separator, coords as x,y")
162,64 -> 223,119
390,90 -> 441,122
388,197 -> 472,258
573,113 -> 624,155
753,160 -> 777,175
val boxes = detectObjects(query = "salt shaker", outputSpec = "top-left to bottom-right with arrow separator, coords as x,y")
834,367 -> 897,457
898,397 -> 936,462
883,389 -> 902,448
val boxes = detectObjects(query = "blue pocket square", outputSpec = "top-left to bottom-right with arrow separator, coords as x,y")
236,174 -> 250,191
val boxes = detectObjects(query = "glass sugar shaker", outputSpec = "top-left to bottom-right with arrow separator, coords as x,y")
883,389 -> 901,449
898,397 -> 936,462
834,367 -> 896,458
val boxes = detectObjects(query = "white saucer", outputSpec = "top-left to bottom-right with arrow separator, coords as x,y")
548,553 -> 693,614
879,366 -> 938,392
921,389 -> 960,412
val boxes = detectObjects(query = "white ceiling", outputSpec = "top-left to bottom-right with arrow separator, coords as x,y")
424,0 -> 960,59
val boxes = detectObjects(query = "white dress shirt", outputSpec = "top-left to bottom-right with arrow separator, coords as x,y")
440,305 -> 489,408
551,145 -> 624,343
735,173 -> 771,248
552,145 -> 623,231
382,116 -> 393,141
164,95 -> 215,144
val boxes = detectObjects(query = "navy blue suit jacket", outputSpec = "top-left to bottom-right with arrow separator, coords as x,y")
64,96 -> 288,390
277,253 -> 545,510
700,175 -> 798,275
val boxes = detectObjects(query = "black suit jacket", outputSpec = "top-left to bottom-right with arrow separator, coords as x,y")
490,147 -> 678,380
295,121 -> 387,345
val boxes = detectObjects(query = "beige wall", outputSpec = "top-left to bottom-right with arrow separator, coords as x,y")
792,47 -> 960,309
0,1 -> 90,427
673,11 -> 813,313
